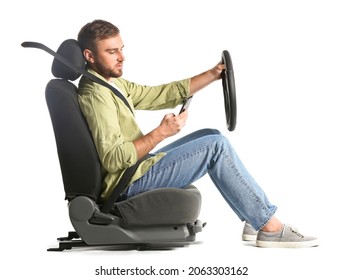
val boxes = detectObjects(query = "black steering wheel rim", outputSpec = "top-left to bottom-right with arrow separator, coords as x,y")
221,50 -> 237,131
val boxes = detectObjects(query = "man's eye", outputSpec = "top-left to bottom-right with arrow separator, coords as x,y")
108,49 -> 123,55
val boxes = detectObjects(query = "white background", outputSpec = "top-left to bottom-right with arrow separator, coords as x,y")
2,0 -> 342,279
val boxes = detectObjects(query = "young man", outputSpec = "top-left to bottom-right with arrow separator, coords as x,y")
77,19 -> 319,248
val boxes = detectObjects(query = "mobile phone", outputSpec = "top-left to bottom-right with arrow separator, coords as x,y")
179,96 -> 193,114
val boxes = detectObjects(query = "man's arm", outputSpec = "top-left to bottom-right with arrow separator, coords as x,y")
133,62 -> 224,160
133,112 -> 188,159
189,62 -> 225,95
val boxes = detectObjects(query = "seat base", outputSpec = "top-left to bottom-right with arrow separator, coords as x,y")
61,187 -> 204,251
48,187 -> 204,251
47,221 -> 204,251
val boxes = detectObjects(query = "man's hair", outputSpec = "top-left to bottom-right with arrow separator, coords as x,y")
78,19 -> 120,52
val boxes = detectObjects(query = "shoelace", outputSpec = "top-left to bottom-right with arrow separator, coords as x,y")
284,224 -> 304,238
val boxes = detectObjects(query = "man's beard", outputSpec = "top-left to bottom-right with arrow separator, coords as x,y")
94,61 -> 123,79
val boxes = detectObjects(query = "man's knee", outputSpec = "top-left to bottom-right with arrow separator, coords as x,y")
212,133 -> 233,152
198,128 -> 221,136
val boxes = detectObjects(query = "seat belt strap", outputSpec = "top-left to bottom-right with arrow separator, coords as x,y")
101,154 -> 150,213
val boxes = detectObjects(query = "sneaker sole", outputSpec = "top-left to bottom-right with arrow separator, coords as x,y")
256,239 -> 320,248
242,234 -> 257,241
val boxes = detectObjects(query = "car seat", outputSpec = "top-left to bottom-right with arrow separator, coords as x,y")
22,39 -> 204,251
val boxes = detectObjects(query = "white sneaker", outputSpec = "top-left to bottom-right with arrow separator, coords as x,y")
256,224 -> 320,248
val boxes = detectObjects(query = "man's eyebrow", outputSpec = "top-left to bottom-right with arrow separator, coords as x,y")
105,45 -> 125,52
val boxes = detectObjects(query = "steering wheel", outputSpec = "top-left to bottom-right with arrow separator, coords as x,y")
221,50 -> 237,131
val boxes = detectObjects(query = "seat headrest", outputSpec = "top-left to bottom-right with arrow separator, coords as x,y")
51,39 -> 85,81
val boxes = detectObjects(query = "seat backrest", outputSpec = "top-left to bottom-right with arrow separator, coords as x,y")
45,40 -> 102,201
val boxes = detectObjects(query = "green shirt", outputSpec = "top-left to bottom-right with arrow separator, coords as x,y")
78,69 -> 190,202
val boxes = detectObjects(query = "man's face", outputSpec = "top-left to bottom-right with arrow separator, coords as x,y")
87,35 -> 125,80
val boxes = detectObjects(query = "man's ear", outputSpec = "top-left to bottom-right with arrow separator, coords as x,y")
83,49 -> 95,64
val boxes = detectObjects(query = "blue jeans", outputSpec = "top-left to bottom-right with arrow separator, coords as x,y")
125,129 -> 277,231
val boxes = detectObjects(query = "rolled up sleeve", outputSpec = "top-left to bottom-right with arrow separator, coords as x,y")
116,78 -> 191,110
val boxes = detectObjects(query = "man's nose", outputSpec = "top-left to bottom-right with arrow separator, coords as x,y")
118,51 -> 125,61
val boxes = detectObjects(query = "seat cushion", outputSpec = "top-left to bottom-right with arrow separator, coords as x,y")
112,185 -> 201,226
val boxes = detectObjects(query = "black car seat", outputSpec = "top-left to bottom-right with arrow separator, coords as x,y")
22,39 -> 204,251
